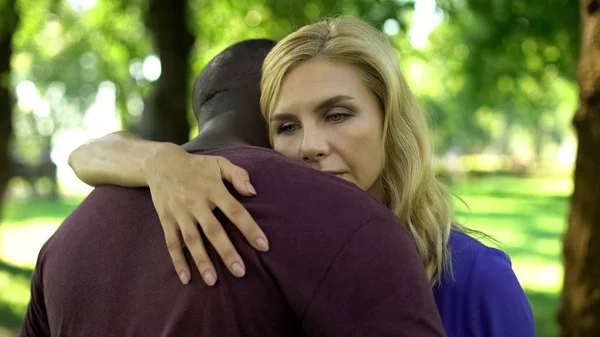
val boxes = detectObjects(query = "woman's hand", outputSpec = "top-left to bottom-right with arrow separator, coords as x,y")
144,143 -> 269,286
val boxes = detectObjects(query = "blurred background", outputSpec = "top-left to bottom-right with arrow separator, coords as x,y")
0,0 -> 580,336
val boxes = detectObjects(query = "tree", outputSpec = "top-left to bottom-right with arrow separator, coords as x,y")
137,0 -> 194,144
0,0 -> 19,217
558,0 -> 600,335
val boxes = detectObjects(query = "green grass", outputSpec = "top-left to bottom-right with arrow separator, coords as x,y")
447,176 -> 570,337
2,199 -> 82,224
0,176 -> 571,336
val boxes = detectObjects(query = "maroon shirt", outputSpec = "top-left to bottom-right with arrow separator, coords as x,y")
21,146 -> 445,337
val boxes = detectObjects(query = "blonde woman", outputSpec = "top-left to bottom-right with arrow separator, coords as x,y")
69,18 -> 535,336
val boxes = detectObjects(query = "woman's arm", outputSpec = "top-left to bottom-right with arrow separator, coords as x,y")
68,131 -> 269,286
68,131 -> 167,187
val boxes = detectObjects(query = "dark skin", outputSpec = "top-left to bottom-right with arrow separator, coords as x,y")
183,88 -> 271,151
186,39 -> 273,150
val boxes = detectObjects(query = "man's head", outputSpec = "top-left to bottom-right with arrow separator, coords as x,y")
188,39 -> 276,149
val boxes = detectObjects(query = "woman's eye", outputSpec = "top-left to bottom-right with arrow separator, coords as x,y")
277,123 -> 299,134
327,110 -> 351,123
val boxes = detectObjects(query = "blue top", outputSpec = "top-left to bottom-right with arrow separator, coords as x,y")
433,231 -> 536,337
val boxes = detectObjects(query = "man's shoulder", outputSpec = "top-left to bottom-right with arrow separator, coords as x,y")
201,146 -> 391,220
191,146 -> 296,170
75,185 -> 152,215
194,146 -> 367,194
50,185 -> 154,248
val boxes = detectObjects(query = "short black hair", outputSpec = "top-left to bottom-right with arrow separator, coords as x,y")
192,39 -> 277,121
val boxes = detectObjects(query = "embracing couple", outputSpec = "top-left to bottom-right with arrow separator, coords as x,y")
21,17 -> 535,337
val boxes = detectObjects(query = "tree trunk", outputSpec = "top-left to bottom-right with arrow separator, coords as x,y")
139,0 -> 195,144
558,0 -> 600,336
0,0 -> 19,219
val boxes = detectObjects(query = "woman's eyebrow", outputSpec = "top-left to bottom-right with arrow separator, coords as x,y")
315,95 -> 355,112
270,113 -> 297,123
270,95 -> 355,122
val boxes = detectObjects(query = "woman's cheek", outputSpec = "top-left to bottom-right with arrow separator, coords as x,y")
273,137 -> 297,159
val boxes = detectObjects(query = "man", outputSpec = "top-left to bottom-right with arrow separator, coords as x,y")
20,40 -> 446,337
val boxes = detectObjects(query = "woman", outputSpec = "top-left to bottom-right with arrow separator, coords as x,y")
69,18 -> 535,336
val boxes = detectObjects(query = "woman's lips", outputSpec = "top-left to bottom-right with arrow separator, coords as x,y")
324,171 -> 346,176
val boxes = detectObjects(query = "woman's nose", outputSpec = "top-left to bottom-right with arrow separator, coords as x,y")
300,129 -> 329,162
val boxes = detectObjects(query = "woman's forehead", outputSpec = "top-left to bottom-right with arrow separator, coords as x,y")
273,60 -> 369,114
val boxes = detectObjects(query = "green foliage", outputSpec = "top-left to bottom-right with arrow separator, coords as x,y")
7,0 -> 580,166
12,0 -> 152,125
189,0 -> 412,89
421,0 -> 579,156
9,0 -> 413,150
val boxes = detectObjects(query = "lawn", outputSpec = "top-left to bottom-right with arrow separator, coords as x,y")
0,175 -> 570,336
448,175 -> 570,337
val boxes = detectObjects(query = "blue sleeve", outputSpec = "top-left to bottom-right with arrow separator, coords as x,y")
467,248 -> 535,337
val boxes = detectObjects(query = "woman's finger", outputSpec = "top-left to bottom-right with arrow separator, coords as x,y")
214,189 -> 269,252
161,217 -> 192,285
216,156 -> 257,197
194,205 -> 246,278
177,215 -> 218,286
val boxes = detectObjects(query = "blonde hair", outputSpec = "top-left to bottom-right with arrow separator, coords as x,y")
260,17 -> 457,285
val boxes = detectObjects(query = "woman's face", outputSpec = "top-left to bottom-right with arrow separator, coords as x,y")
269,59 -> 386,201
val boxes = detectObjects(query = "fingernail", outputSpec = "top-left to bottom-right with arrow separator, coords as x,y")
179,271 -> 189,285
231,262 -> 246,277
246,182 -> 257,195
256,237 -> 269,252
203,271 -> 217,286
